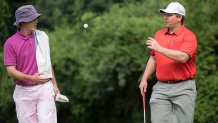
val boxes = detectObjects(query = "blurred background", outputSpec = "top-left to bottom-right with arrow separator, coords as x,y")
0,0 -> 218,123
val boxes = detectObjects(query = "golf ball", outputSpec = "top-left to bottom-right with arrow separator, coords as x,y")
83,24 -> 88,28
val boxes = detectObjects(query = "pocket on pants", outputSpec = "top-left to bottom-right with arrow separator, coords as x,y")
39,81 -> 55,100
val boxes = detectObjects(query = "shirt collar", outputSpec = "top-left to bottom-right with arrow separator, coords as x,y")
16,30 -> 34,40
165,25 -> 185,36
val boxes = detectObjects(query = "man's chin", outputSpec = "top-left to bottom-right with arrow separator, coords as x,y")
32,28 -> 37,31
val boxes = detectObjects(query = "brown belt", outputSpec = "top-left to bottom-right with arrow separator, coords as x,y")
160,78 -> 194,84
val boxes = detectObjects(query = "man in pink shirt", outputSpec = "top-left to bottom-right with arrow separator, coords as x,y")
4,5 -> 59,123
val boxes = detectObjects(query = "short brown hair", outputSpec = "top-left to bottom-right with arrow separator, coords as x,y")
175,14 -> 185,24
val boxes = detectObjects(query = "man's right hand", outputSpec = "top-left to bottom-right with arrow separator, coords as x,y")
139,80 -> 148,96
31,73 -> 50,84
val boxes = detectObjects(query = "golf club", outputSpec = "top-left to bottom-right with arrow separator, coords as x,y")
143,93 -> 146,123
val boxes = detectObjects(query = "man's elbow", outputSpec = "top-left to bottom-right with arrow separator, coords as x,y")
6,67 -> 15,78
7,70 -> 13,77
179,54 -> 190,64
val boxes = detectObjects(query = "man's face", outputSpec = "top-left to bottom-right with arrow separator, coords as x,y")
20,18 -> 38,31
163,13 -> 182,28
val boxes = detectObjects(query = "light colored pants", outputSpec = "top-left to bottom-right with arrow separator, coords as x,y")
150,79 -> 196,123
13,81 -> 57,123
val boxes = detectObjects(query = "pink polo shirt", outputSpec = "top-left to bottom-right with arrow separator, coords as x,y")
4,31 -> 38,86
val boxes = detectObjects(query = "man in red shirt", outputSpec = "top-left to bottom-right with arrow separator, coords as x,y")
139,2 -> 197,123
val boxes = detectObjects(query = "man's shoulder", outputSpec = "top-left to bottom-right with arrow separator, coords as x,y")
155,28 -> 168,36
183,26 -> 196,36
35,30 -> 46,35
35,30 -> 48,38
4,33 -> 20,46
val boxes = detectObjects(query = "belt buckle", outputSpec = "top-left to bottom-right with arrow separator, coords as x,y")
167,80 -> 176,84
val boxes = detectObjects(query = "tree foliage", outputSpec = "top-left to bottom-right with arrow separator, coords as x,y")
0,0 -> 218,123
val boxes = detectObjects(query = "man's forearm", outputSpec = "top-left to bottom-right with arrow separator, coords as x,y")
158,47 -> 189,63
142,56 -> 156,82
51,67 -> 58,86
6,66 -> 32,81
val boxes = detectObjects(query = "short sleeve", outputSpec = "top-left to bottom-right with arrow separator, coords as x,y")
4,42 -> 17,66
150,49 -> 155,55
180,32 -> 197,58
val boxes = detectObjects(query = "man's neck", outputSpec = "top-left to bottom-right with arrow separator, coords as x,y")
19,28 -> 32,36
168,24 -> 182,34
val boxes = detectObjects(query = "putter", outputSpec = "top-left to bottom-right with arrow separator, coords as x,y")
143,93 -> 146,123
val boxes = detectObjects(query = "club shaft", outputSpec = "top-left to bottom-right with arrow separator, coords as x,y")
143,94 -> 146,123
144,109 -> 146,123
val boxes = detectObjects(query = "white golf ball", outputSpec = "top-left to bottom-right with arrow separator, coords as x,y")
83,24 -> 88,28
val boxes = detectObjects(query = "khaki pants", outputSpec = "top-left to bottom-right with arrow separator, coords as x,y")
150,79 -> 196,123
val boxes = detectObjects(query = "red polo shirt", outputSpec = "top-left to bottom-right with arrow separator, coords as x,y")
150,25 -> 197,81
